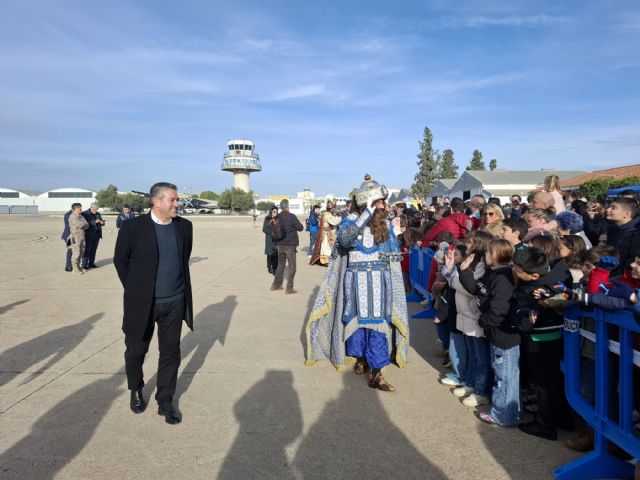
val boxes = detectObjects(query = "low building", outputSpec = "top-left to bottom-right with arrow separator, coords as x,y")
35,188 -> 97,212
426,179 -> 457,205
445,170 -> 585,205
560,164 -> 640,190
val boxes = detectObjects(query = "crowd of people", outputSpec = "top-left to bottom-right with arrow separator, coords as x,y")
258,173 -> 640,456
62,203 -> 134,274
390,176 -> 640,453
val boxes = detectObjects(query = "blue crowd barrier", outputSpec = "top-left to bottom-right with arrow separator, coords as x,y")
405,245 -> 436,319
555,305 -> 640,479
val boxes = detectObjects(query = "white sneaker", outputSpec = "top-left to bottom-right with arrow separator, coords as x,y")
440,376 -> 462,386
452,386 -> 474,397
419,298 -> 429,305
462,393 -> 490,407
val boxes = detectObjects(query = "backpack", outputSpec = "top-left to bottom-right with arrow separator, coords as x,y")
305,217 -> 310,231
270,218 -> 285,241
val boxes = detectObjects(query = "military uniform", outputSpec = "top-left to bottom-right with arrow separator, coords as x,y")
68,212 -> 89,273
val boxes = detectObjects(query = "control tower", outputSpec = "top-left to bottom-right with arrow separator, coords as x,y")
221,139 -> 262,192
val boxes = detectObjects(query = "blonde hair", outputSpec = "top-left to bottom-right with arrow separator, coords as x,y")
544,175 -> 561,193
526,207 -> 553,224
481,203 -> 505,237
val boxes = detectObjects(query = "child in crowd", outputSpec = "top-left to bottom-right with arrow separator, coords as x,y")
501,217 -> 529,252
442,230 -> 494,407
400,227 -> 421,293
458,238 -> 519,426
439,244 -> 468,386
512,243 -> 572,441
431,232 -> 456,360
559,235 -> 587,285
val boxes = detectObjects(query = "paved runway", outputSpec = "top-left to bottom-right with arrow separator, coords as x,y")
0,214 -> 578,479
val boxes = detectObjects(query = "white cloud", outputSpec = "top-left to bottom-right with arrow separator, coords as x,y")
445,14 -> 565,28
264,83 -> 329,101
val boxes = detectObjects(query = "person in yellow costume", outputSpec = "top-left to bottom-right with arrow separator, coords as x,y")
309,200 -> 342,266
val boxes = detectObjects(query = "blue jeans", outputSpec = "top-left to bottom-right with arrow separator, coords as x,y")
435,321 -> 450,352
446,332 -> 469,385
465,335 -> 492,396
308,230 -> 318,255
346,328 -> 390,370
489,345 -> 520,427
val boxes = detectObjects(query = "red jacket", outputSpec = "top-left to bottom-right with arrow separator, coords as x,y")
420,212 -> 470,245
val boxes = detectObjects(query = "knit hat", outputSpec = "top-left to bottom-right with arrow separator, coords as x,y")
556,211 -> 584,234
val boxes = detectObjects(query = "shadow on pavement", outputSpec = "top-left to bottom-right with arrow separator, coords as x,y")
189,256 -> 209,265
0,299 -> 30,316
94,258 -> 113,268
218,370 -> 302,480
145,296 -> 237,404
293,372 -> 447,479
0,372 -> 124,479
0,313 -> 103,386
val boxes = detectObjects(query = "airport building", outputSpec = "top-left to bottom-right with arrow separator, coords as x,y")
0,187 -> 97,213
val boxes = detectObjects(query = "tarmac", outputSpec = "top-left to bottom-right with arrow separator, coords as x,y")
0,214 -> 580,479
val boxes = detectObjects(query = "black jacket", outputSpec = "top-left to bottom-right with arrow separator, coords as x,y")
513,258 -> 571,335
617,227 -> 640,269
274,211 -> 304,247
114,214 -> 193,340
607,215 -> 640,249
460,266 -> 517,349
583,214 -> 608,246
82,209 -> 104,240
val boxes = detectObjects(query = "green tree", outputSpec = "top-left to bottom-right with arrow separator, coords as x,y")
412,127 -> 440,200
95,184 -> 120,209
467,150 -> 486,170
219,188 -> 255,213
200,191 -> 219,201
120,193 -> 148,212
256,201 -> 275,212
439,149 -> 458,178
218,189 -> 232,211
579,176 -> 640,200
489,159 -> 497,171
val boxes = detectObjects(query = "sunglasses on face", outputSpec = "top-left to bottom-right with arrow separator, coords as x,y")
484,212 -> 495,217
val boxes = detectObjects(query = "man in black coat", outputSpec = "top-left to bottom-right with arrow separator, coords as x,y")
82,202 -> 105,269
61,207 -> 73,272
271,198 -> 303,294
114,182 -> 193,424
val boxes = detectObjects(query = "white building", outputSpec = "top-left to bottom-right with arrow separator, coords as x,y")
36,188 -> 97,212
0,188 -> 35,206
442,170 -> 586,205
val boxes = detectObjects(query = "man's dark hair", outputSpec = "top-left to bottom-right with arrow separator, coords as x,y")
613,196 -> 639,218
503,217 -> 529,241
123,204 -> 130,209
488,197 -> 501,206
583,245 -> 619,265
149,182 -> 178,206
513,247 -> 549,275
71,202 -> 82,210
437,231 -> 455,244
511,194 -> 522,202
450,197 -> 465,213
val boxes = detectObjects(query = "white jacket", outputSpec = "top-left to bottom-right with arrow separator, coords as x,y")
443,262 -> 486,337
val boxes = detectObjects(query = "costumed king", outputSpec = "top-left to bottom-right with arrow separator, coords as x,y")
305,175 -> 410,391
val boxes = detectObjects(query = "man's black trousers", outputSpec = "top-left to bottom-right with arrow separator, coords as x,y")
124,296 -> 184,406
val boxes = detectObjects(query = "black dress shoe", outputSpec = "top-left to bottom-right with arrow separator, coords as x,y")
158,403 -> 182,424
65,267 -> 73,272
130,389 -> 146,414
88,263 -> 98,268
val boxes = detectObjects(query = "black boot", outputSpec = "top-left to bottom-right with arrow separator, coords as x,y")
130,388 -> 146,414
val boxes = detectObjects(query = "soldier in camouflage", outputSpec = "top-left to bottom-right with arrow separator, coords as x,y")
68,203 -> 89,274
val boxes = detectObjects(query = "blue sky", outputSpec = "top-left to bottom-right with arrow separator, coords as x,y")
1,0 -> 639,197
